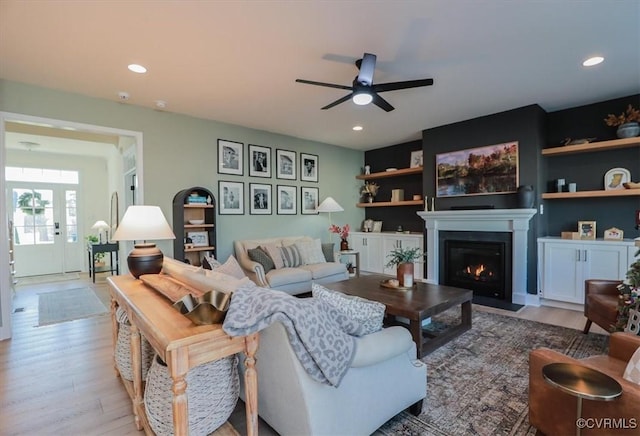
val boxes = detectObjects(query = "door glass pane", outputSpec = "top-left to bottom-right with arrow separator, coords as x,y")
12,188 -> 53,245
66,190 -> 78,243
34,189 -> 54,245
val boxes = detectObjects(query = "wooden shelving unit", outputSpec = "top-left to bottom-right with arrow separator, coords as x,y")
542,189 -> 640,199
357,200 -> 424,208
172,187 -> 216,266
356,166 -> 422,180
541,137 -> 640,156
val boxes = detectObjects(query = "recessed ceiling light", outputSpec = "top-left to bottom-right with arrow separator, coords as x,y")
582,56 -> 604,67
352,126 -> 363,131
128,64 -> 147,73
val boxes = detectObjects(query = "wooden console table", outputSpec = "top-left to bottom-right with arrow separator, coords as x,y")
107,275 -> 259,436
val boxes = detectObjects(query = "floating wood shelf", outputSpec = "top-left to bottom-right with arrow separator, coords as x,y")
357,200 -> 424,208
184,246 -> 215,252
356,166 -> 422,180
184,224 -> 215,229
184,204 -> 214,208
541,137 -> 640,156
542,189 -> 640,199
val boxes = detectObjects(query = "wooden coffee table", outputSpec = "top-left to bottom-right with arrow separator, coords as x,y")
329,274 -> 473,357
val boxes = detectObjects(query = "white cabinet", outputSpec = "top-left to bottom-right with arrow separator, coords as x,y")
538,238 -> 633,304
382,235 -> 424,279
349,233 -> 383,273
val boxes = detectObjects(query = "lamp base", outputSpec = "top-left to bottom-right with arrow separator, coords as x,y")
128,243 -> 164,278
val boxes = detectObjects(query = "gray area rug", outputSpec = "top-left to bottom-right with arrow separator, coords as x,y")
38,287 -> 108,326
376,309 -> 608,436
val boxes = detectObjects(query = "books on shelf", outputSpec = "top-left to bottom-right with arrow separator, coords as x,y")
187,196 -> 207,204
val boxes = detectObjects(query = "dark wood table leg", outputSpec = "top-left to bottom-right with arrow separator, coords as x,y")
409,319 -> 424,358
461,300 -> 472,328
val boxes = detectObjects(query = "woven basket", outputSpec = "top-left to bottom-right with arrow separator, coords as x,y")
144,354 -> 239,436
115,307 -> 155,381
625,302 -> 640,335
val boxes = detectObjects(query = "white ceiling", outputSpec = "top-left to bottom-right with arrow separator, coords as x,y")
1,1 -> 639,151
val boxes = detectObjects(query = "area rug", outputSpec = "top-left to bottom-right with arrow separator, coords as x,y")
375,309 -> 608,436
38,287 -> 108,326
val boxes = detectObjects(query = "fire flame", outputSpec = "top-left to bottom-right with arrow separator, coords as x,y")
465,264 -> 493,279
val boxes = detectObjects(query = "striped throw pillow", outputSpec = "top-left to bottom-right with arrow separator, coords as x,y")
280,245 -> 302,268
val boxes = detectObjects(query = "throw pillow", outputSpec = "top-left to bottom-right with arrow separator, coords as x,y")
261,243 -> 284,269
247,247 -> 275,272
280,245 -> 303,268
212,255 -> 246,279
623,346 -> 640,384
312,283 -> 385,336
321,242 -> 335,262
295,238 -> 326,265
202,254 -> 221,270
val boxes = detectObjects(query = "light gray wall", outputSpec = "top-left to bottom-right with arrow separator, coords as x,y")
0,80 -> 365,261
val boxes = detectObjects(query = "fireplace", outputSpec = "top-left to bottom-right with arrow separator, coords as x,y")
440,231 -> 512,301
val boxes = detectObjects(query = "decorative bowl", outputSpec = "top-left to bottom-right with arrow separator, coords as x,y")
623,182 -> 640,189
188,219 -> 205,225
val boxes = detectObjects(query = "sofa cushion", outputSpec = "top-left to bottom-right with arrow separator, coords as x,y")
261,243 -> 284,269
266,268 -> 312,288
321,243 -> 335,262
300,262 -> 346,280
623,346 -> 640,384
312,283 -> 385,336
213,255 -> 246,279
247,247 -> 275,272
280,245 -> 303,268
295,238 -> 326,265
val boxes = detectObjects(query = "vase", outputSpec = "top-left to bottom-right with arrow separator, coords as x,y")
516,185 -> 535,208
366,195 -> 373,203
340,239 -> 349,251
616,122 -> 640,139
397,262 -> 414,287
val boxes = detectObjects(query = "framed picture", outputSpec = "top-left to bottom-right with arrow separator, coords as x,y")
300,153 -> 319,182
436,141 -> 519,197
372,221 -> 383,232
219,181 -> 244,215
578,221 -> 596,240
249,144 -> 272,178
250,183 -> 272,215
218,139 -> 243,175
276,149 -> 296,180
603,227 -> 624,241
301,186 -> 319,214
604,167 -> 630,190
410,150 -> 423,168
277,185 -> 297,215
187,231 -> 209,247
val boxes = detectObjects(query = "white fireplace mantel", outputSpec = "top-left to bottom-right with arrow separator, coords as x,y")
417,208 -> 537,305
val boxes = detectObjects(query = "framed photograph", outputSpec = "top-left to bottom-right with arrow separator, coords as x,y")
219,181 -> 244,215
249,144 -> 272,178
218,139 -> 243,175
300,153 -> 319,182
436,141 -> 519,197
578,221 -> 596,240
277,185 -> 297,215
604,167 -> 630,190
187,231 -> 209,247
301,186 -> 319,214
603,227 -> 624,241
250,183 -> 272,215
410,150 -> 423,168
276,149 -> 296,180
372,221 -> 383,232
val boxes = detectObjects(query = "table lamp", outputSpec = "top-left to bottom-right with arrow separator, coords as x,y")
112,205 -> 175,278
91,220 -> 110,243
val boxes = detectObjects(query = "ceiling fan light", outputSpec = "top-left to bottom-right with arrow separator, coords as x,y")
582,56 -> 604,67
352,92 -> 373,106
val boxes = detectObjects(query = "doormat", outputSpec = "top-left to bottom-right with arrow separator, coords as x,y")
17,272 -> 80,286
38,287 -> 108,326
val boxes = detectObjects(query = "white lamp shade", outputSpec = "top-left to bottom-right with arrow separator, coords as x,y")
91,220 -> 110,231
112,205 -> 175,242
317,197 -> 344,213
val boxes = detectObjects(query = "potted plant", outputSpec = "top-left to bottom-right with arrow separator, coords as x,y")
612,249 -> 640,332
385,246 -> 425,286
604,104 -> 640,138
86,235 -> 106,266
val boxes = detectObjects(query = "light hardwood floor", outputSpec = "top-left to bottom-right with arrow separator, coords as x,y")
0,274 -> 607,435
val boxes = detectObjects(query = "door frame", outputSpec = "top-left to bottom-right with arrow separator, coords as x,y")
0,111 -> 144,340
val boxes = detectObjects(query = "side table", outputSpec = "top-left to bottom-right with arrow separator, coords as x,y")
542,362 -> 622,436
340,250 -> 360,277
88,242 -> 119,283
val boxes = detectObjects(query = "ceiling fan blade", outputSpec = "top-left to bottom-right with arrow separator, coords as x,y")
372,93 -> 395,112
373,78 -> 434,93
296,79 -> 352,91
321,93 -> 353,110
356,53 -> 376,86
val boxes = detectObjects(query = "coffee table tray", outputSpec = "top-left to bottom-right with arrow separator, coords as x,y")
380,279 -> 415,291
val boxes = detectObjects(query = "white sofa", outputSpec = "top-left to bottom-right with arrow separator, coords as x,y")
239,322 -> 427,435
234,236 -> 348,295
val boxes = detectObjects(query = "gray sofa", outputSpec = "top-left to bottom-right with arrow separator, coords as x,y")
234,236 -> 348,295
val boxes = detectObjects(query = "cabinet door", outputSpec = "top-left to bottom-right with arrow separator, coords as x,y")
381,235 -> 423,277
349,234 -> 382,273
542,242 -> 582,303
583,244 -> 628,282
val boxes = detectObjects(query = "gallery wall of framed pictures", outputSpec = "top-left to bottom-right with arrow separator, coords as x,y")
216,139 -> 320,216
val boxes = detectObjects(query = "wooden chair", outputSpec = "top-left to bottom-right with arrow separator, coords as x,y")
582,279 -> 622,334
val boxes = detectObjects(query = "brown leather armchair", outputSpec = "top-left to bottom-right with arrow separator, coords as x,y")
529,332 -> 640,436
583,279 -> 622,334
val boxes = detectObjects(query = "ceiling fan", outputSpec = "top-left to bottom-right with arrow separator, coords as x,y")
295,52 -> 434,112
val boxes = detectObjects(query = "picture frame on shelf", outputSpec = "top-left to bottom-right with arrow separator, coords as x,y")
410,150 -> 423,168
578,221 -> 596,240
372,221 -> 383,232
604,167 -> 630,190
301,186 -> 319,214
276,185 -> 297,215
218,139 -> 244,175
219,181 -> 244,215
603,227 -> 624,241
187,231 -> 209,247
301,153 -> 319,182
250,183 -> 272,215
249,144 -> 272,178
276,149 -> 296,180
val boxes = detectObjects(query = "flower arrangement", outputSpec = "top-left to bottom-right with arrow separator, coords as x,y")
329,224 -> 350,240
361,182 -> 380,197
604,104 -> 640,127
612,249 -> 640,332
